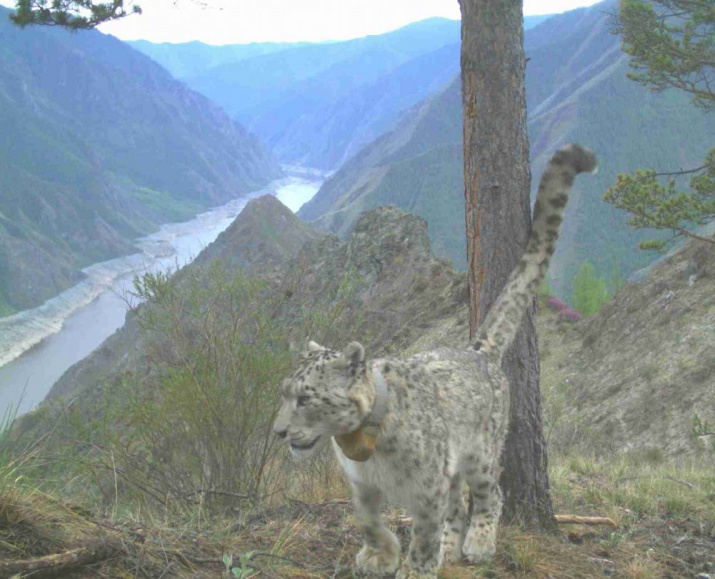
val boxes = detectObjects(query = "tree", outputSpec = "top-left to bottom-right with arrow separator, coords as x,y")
606,0 -> 715,250
613,0 -> 715,111
572,261 -> 611,315
459,0 -> 555,530
10,0 -> 141,29
604,150 -> 715,251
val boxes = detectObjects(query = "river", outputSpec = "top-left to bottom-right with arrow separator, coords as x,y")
0,176 -> 322,417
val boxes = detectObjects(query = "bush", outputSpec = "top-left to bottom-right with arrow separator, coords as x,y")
546,296 -> 581,322
46,260 -> 368,514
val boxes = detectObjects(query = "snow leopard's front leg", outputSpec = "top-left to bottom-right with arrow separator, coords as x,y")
351,482 -> 400,575
398,482 -> 450,579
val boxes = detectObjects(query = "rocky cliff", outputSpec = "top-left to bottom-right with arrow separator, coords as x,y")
42,197 -> 468,409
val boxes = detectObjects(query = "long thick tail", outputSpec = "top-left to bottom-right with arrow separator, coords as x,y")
472,144 -> 598,359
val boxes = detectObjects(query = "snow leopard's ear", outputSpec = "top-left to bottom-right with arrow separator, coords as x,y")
306,339 -> 325,352
341,342 -> 365,375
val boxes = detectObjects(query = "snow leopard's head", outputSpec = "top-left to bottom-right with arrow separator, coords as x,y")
272,341 -> 373,459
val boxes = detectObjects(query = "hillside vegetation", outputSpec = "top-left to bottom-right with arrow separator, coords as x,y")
299,0 -> 715,300
0,7 -> 281,315
6,196 -> 714,578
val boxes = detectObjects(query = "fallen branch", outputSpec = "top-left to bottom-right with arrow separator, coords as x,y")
317,498 -> 352,506
556,515 -> 617,527
181,489 -> 252,501
0,542 -> 120,576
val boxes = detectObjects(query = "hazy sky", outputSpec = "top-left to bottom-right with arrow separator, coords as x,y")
0,0 -> 604,44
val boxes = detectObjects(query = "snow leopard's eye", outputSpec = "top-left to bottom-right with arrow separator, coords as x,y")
297,395 -> 311,408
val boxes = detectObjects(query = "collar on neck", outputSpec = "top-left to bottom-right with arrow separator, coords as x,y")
333,365 -> 388,462
363,365 -> 388,430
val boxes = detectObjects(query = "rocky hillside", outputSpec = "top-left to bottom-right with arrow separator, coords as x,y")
299,0 -> 715,300
539,239 -> 715,457
0,8 -> 281,315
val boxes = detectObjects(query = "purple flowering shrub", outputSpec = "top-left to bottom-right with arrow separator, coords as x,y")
544,296 -> 580,322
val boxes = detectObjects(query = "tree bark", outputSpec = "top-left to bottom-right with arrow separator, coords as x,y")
459,0 -> 556,530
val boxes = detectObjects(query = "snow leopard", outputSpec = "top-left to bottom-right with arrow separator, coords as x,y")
273,144 -> 598,578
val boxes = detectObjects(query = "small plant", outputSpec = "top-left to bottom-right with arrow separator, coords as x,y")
693,413 -> 715,437
222,551 -> 256,579
601,530 -> 626,549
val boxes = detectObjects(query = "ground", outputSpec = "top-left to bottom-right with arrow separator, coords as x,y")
1,451 -> 713,578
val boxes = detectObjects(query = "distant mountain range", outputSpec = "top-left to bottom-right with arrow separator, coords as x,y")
298,0 -> 715,299
126,39 -> 310,80
0,6 -> 281,315
132,16 -> 551,171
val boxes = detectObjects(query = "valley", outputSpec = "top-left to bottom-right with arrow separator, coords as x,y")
0,176 -> 323,416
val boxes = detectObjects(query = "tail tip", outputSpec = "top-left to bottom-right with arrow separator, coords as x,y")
560,144 -> 598,175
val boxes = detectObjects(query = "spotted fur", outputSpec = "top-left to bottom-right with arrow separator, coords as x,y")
273,145 -> 597,579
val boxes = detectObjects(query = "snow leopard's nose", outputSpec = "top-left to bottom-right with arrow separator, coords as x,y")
274,426 -> 287,439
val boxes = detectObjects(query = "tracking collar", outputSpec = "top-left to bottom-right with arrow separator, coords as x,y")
334,365 -> 388,462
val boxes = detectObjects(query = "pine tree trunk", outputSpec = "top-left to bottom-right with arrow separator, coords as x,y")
459,0 -> 556,530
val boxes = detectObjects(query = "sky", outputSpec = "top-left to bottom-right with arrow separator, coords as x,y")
0,0 -> 605,45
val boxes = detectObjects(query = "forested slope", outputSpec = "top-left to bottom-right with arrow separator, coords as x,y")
0,8 -> 281,314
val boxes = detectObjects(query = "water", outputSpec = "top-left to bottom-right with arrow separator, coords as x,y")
0,176 -> 322,416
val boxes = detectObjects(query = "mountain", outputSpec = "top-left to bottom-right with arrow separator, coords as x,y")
185,18 -> 462,125
126,39 -> 309,79
253,42 -> 460,170
192,194 -> 323,272
298,0 -> 715,299
0,8 -> 281,315
174,16 -> 548,170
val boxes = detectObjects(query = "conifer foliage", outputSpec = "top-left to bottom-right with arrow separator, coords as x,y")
613,0 -> 715,111
10,0 -> 140,29
607,0 -> 715,250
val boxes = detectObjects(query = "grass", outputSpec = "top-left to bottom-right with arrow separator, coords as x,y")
550,453 -> 715,522
2,416 -> 714,578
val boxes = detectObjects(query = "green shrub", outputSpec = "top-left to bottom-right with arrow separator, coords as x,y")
42,260 -> 369,514
571,260 -> 611,315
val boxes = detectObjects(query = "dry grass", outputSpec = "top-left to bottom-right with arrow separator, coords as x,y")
1,449 -> 713,578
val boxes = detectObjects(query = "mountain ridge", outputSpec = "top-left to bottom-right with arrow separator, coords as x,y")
139,16 -> 549,171
298,0 -> 715,299
0,8 -> 281,314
